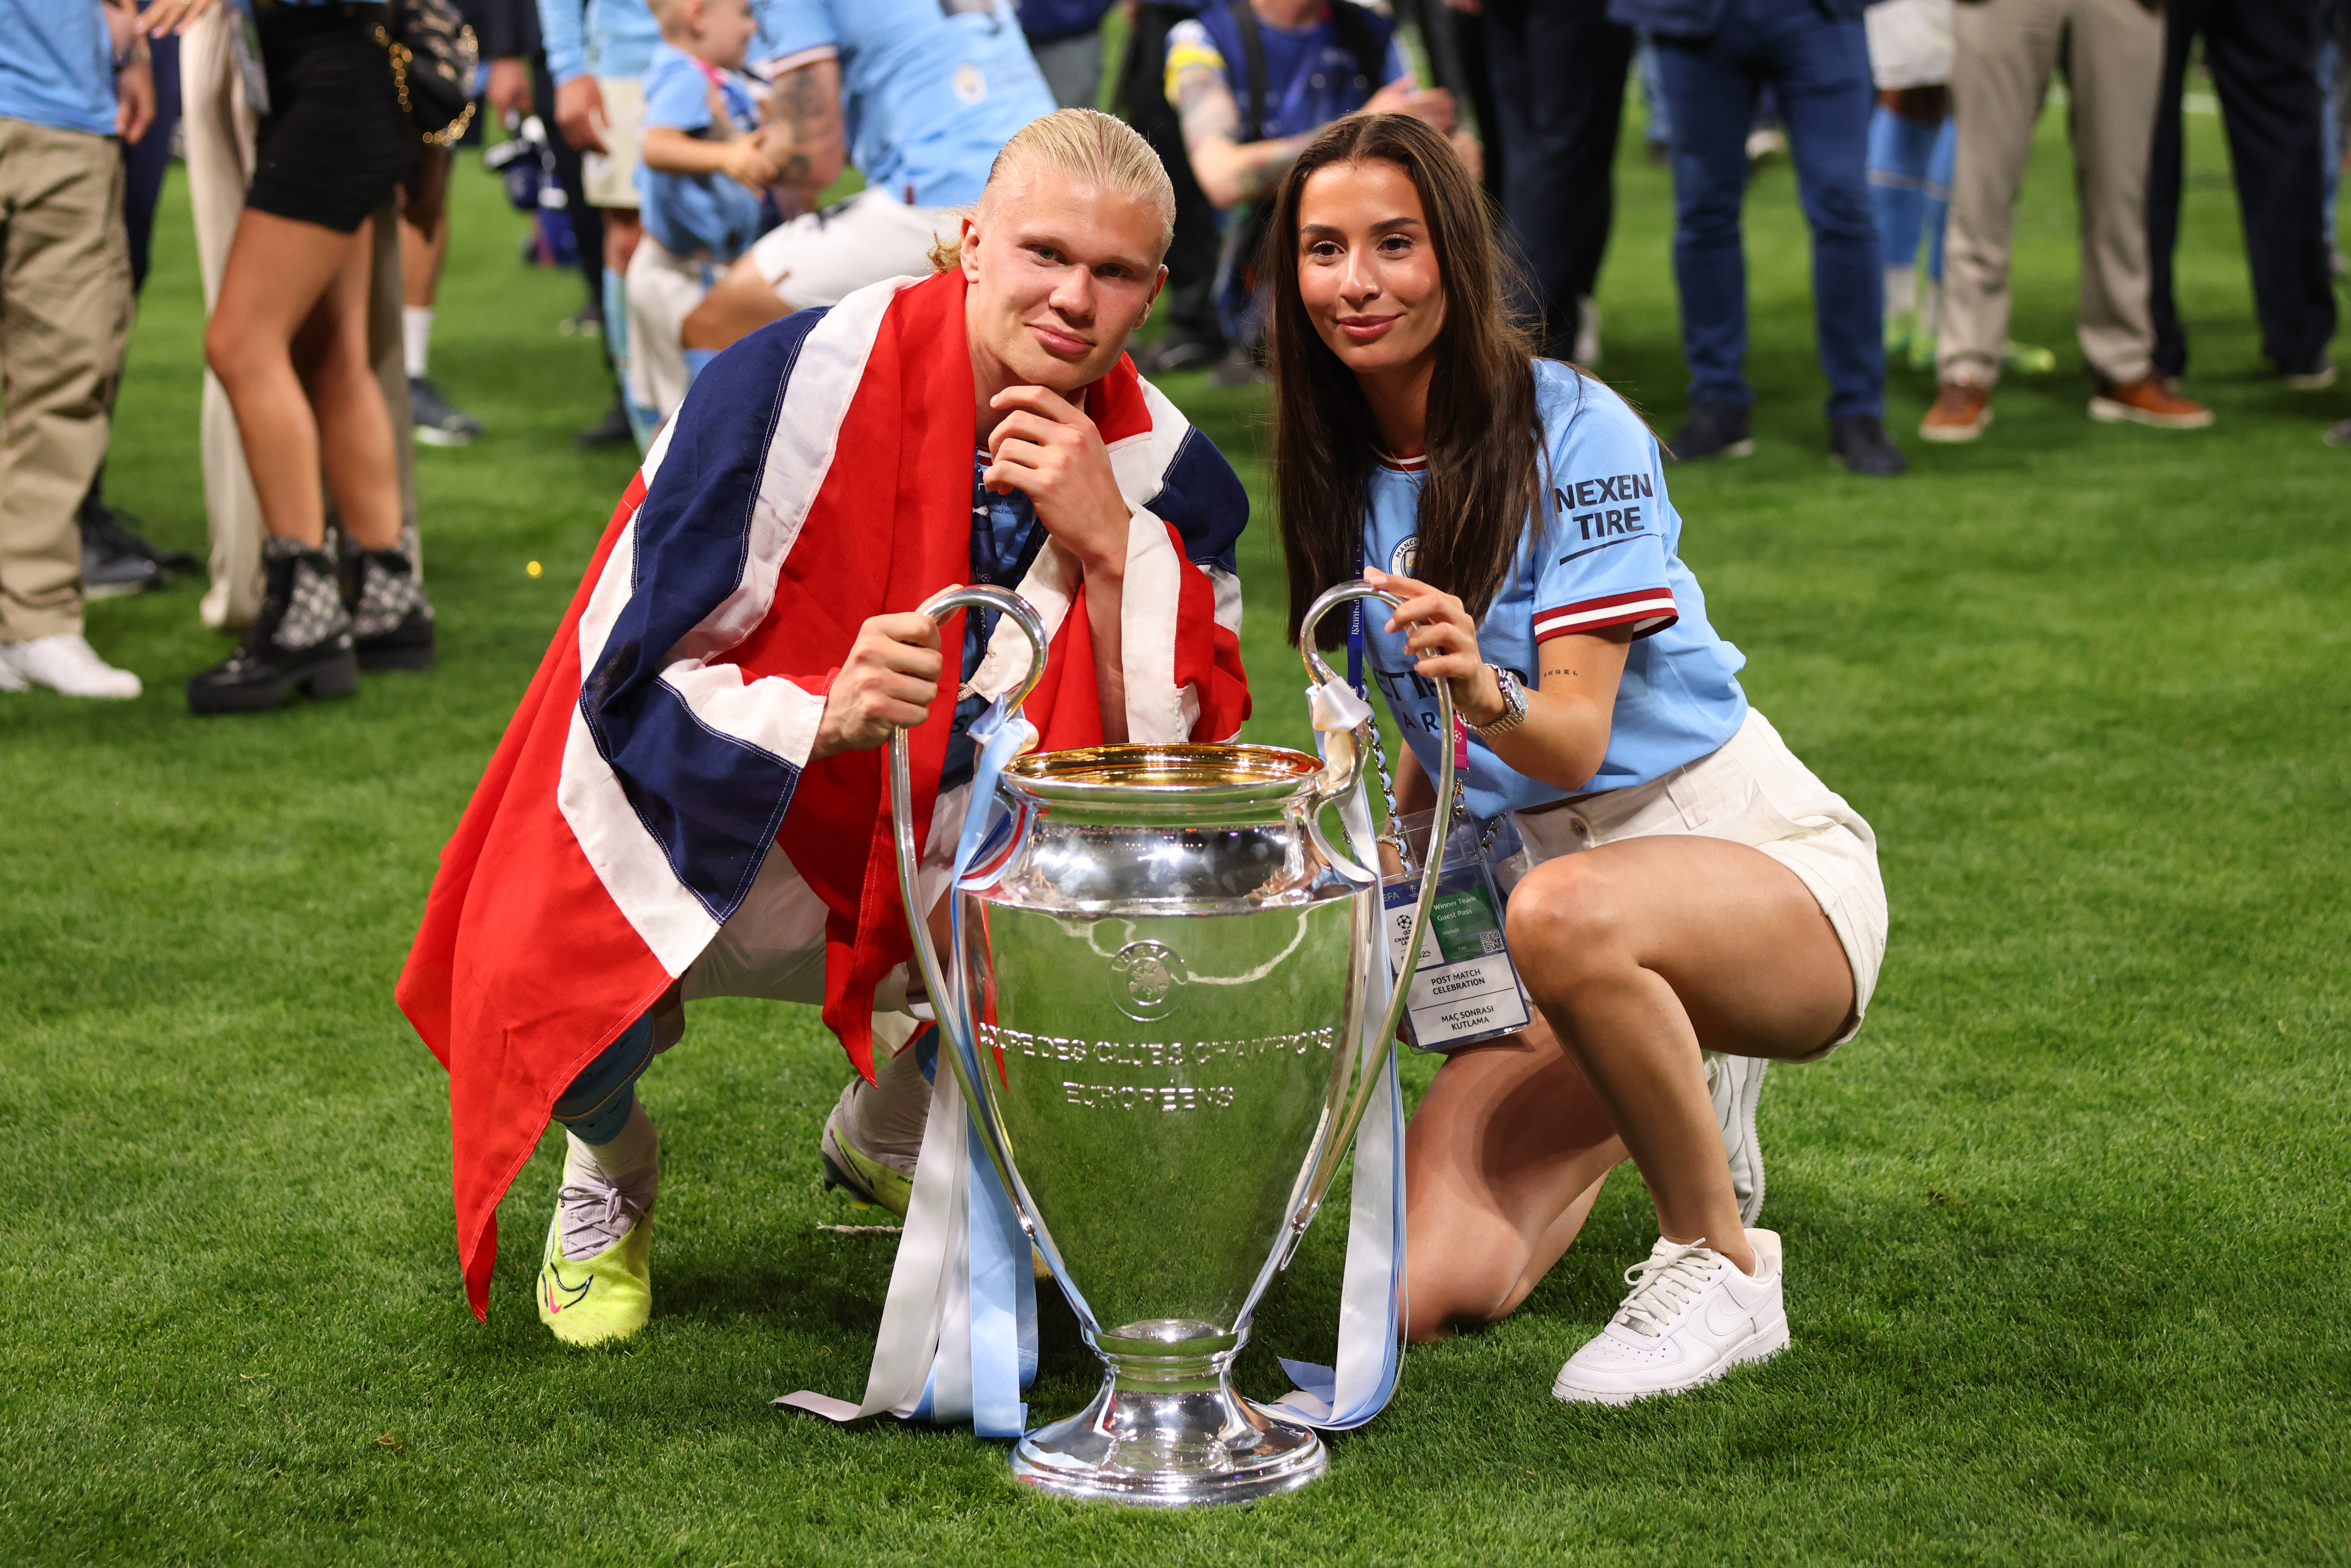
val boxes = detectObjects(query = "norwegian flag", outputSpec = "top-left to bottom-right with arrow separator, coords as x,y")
397,269 -> 1251,1317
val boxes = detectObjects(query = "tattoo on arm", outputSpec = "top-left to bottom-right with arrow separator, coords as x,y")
765,58 -> 843,194
1174,61 -> 1310,204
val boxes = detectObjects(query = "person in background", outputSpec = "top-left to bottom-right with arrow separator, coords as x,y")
2146,0 -> 2337,394
80,0 -> 201,602
540,0 -> 663,446
624,0 -> 778,422
1117,0 -> 1230,375
1165,0 -> 1475,384
678,0 -> 1055,356
1606,0 -> 1904,476
1021,0 -> 1115,108
1922,0 -> 2211,441
1864,0 -> 2054,382
1455,0 -> 1632,367
0,0 -> 149,699
400,148 -> 486,447
161,0 -> 438,713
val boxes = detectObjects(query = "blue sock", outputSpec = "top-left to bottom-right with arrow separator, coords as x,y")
1925,117 -> 1956,285
1866,106 -> 1941,275
554,1011 -> 657,1145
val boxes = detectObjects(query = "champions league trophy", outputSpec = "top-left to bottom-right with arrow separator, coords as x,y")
887,581 -> 1457,1505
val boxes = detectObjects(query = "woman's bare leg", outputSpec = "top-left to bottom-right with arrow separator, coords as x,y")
203,210 -> 366,548
1504,836 -> 1854,1278
295,220 -> 402,550
1405,1018 -> 1627,1341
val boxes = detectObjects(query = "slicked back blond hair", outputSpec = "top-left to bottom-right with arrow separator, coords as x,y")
928,108 -> 1177,270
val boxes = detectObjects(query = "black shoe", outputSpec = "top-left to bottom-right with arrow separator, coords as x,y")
81,504 -> 196,596
1667,402 -> 1755,461
347,544 -> 436,671
1829,413 -> 1907,476
1136,332 -> 1222,376
81,511 -> 162,599
186,541 -> 359,715
411,377 -> 484,447
572,397 -> 634,450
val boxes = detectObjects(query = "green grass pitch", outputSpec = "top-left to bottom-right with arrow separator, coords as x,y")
2,102 -> 2346,1565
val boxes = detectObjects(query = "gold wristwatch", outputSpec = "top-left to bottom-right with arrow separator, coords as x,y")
1471,663 -> 1528,738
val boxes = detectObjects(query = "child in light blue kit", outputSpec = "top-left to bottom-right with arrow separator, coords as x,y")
624,0 -> 782,422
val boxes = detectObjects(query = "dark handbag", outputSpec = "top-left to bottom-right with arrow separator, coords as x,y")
372,0 -> 479,146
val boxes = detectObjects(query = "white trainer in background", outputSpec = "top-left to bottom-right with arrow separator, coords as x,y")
1552,1228 -> 1788,1406
0,634 -> 141,699
1706,1051 -> 1769,1226
0,652 -> 23,691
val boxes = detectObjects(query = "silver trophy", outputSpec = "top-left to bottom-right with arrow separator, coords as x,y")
888,581 -> 1455,1506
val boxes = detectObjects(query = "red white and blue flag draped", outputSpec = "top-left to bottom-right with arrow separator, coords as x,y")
397,268 -> 1251,1318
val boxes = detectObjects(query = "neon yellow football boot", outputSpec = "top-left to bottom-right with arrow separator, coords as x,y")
536,1159 -> 656,1347
820,1089 -> 915,1219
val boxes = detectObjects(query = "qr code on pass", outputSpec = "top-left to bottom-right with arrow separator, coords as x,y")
1480,929 -> 1506,954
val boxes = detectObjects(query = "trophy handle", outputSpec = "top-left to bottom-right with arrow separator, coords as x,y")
886,584 -> 1050,1220
1285,578 -> 1458,1246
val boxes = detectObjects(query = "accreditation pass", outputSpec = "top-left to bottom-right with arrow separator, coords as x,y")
1382,871 -> 1532,1050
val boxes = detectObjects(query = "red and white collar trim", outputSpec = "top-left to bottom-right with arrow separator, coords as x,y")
1375,449 -> 1428,473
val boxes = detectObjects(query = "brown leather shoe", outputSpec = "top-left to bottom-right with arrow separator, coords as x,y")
2089,377 -> 2214,429
1920,382 -> 1992,443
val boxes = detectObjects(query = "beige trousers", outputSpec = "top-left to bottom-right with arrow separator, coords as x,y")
1938,0 -> 2164,389
180,5 -> 416,630
0,118 -> 132,642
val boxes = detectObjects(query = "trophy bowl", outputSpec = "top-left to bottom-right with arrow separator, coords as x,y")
889,584 -> 1454,1506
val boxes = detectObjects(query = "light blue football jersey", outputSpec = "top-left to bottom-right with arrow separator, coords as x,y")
757,0 -> 1056,209
1360,361 -> 1749,820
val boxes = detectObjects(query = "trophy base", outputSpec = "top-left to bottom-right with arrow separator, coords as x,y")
1010,1362 -> 1326,1507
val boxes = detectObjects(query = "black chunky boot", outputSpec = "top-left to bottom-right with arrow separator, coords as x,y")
347,543 -> 436,672
186,538 -> 359,715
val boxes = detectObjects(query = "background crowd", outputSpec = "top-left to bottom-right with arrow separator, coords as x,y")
3,0 -> 2346,708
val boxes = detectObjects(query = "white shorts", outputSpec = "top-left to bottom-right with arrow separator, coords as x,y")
1510,708 -> 1887,1059
579,74 -> 646,210
1864,0 -> 1954,91
622,235 -> 722,422
746,188 -> 961,310
676,782 -> 971,1059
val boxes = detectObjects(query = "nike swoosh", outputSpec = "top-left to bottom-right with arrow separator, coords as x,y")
544,1263 -> 592,1313
1704,1287 -> 1755,1340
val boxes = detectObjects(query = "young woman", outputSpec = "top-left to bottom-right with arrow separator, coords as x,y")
148,0 -> 436,713
1268,114 -> 1888,1404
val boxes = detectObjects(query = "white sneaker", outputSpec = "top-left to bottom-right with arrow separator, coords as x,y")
1705,1051 -> 1768,1225
0,650 -> 24,691
2,634 -> 140,699
1552,1229 -> 1788,1405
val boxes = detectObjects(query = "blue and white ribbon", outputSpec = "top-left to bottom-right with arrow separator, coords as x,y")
777,698 -> 1039,1437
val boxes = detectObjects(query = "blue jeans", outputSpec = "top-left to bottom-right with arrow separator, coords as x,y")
1654,0 -> 1883,419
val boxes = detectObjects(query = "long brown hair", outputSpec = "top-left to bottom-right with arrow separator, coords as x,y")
1268,114 -> 1544,648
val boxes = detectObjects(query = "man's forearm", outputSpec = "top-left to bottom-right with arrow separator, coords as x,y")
1190,132 -> 1313,208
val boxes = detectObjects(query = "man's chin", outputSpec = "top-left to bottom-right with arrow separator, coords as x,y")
1006,344 -> 1122,392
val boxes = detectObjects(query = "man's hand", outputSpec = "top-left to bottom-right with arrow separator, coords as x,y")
114,51 -> 154,144
554,74 -> 608,154
487,57 -> 533,120
810,611 -> 946,761
982,386 -> 1130,578
723,138 -> 782,192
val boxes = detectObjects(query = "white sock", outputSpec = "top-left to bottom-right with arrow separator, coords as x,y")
849,1041 -> 933,1167
1884,266 -> 1917,320
567,1100 -> 658,1181
402,305 -> 434,380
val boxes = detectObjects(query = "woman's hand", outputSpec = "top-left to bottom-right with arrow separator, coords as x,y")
136,0 -> 217,37
1365,566 -> 1504,727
